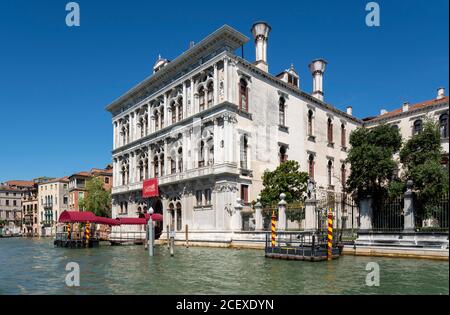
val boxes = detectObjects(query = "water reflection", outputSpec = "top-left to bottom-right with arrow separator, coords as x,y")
0,238 -> 448,295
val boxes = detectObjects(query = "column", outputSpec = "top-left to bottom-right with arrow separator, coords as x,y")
224,57 -> 229,102
254,196 -> 263,231
213,119 -> 220,164
147,103 -> 152,135
183,81 -> 187,118
304,197 -> 317,231
163,93 -> 168,127
224,116 -> 230,163
164,140 -> 169,176
277,193 -> 287,231
213,63 -> 218,105
190,78 -> 195,116
113,121 -> 117,150
403,180 -> 415,231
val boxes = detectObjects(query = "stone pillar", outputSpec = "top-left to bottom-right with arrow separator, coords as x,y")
147,104 -> 152,135
359,195 -> 373,230
213,119 -> 221,164
404,180 -> 415,231
232,199 -> 243,231
254,196 -> 263,231
304,197 -> 316,231
190,78 -> 195,115
183,81 -> 187,118
278,193 -> 287,231
163,93 -> 168,127
224,57 -> 229,102
113,121 -> 117,150
213,63 -> 218,105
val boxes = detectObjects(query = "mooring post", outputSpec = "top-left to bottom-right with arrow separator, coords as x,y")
271,211 -> 276,248
170,228 -> 175,257
185,224 -> 189,248
148,208 -> 154,257
166,225 -> 170,249
327,208 -> 333,260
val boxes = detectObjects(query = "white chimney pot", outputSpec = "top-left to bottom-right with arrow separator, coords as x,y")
380,109 -> 388,115
402,102 -> 409,112
251,21 -> 271,73
437,87 -> 445,99
308,59 -> 327,101
346,106 -> 353,116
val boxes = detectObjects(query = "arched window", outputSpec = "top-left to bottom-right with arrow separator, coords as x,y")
413,119 -> 422,135
140,117 -> 145,137
178,99 -> 183,121
153,157 -> 159,177
207,82 -> 214,108
171,102 -> 176,124
341,164 -> 346,189
308,110 -> 314,136
308,154 -> 315,179
160,110 -> 164,128
170,157 -> 176,174
154,110 -> 159,130
327,118 -> 333,144
327,160 -> 333,187
341,123 -> 346,148
199,87 -> 205,111
240,135 -> 248,169
178,148 -> 183,173
176,202 -> 182,231
169,203 -> 175,230
199,141 -> 205,167
160,154 -> 165,176
279,97 -> 286,126
239,79 -> 248,112
279,145 -> 288,164
139,160 -> 144,181
208,144 -> 214,165
440,113 -> 448,138
144,158 -> 148,179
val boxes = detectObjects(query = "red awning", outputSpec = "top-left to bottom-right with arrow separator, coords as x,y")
142,213 -> 164,222
59,210 -> 97,223
117,217 -> 148,225
95,217 -> 120,226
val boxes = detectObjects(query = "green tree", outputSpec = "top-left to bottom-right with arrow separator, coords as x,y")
400,118 -> 448,218
259,160 -> 309,222
78,177 -> 112,217
345,124 -> 402,202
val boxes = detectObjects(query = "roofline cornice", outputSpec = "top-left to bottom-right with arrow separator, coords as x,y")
105,25 -> 248,114
363,101 -> 449,126
231,54 -> 363,125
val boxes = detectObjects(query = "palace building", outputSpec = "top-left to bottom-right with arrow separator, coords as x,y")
106,22 -> 448,240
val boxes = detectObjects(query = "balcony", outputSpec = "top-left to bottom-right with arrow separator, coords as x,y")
112,163 -> 239,194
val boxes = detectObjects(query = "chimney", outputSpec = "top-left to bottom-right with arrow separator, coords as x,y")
189,41 -> 195,49
346,106 -> 353,116
380,109 -> 388,115
437,87 -> 445,100
308,59 -> 327,101
402,102 -> 409,112
251,21 -> 271,72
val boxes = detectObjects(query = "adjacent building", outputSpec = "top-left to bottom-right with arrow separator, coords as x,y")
68,166 -> 113,211
37,178 -> 69,236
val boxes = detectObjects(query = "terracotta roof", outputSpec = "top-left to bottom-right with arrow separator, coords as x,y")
5,180 -> 35,187
365,96 -> 449,121
45,177 -> 69,184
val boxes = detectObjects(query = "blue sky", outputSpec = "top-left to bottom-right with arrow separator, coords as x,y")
0,0 -> 448,182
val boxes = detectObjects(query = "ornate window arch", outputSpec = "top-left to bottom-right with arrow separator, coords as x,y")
239,78 -> 248,112
439,113 -> 448,138
413,119 -> 422,135
279,97 -> 286,126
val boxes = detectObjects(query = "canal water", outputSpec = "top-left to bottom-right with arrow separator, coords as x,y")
0,238 -> 448,295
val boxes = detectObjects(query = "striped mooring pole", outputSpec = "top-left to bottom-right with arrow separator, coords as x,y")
327,208 -> 333,260
85,222 -> 91,247
271,211 -> 276,247
67,224 -> 71,240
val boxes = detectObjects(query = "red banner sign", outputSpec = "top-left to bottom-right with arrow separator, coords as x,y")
143,178 -> 159,198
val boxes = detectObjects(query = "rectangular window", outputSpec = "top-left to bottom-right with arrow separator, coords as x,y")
6,200 -> 9,206
13,200 -> 16,206
196,190 -> 203,206
204,189 -> 212,205
241,185 -> 249,203
105,177 -> 110,184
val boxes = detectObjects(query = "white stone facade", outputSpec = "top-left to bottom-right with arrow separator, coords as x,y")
37,179 -> 69,237
106,24 -> 361,239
